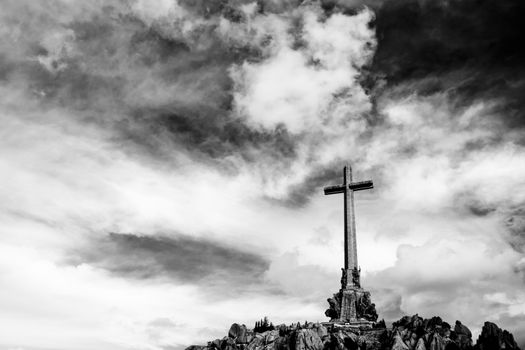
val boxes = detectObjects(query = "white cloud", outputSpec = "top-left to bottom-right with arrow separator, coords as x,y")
231,6 -> 374,134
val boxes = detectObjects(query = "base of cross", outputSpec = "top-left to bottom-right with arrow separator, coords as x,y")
325,268 -> 380,327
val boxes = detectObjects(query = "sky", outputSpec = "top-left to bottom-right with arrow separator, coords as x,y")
1,0 -> 525,349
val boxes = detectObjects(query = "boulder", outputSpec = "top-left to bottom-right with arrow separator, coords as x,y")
229,324 -> 249,344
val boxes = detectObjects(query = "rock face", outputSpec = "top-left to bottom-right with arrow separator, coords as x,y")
474,322 -> 520,350
390,314 -> 468,350
189,316 -> 520,350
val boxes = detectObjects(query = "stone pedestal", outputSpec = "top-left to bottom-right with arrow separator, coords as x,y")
325,270 -> 378,326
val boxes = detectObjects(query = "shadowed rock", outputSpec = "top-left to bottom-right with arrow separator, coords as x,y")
229,323 -> 250,344
474,322 -> 520,350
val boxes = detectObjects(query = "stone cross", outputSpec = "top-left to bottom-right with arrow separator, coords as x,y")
324,165 -> 373,289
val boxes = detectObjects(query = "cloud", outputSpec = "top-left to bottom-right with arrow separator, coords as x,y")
230,6 -> 375,134
371,0 -> 525,127
0,0 -> 379,203
71,232 -> 270,288
265,251 -> 337,301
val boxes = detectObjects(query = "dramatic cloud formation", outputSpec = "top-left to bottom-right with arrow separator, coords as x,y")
1,0 -> 524,349
73,232 -> 270,288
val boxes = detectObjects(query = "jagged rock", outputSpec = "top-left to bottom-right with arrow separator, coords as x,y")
416,338 -> 427,350
390,316 -> 467,350
263,330 -> 279,344
408,332 -> 418,349
246,334 -> 264,350
328,330 -> 360,350
392,331 -> 410,350
295,329 -> 323,350
425,317 -> 443,333
428,333 -> 445,350
274,333 -> 290,350
453,321 -> 472,349
316,324 -> 328,340
359,329 -> 390,350
474,322 -> 521,350
454,321 -> 471,338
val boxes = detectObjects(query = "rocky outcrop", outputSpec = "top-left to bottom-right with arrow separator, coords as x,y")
202,322 -> 388,350
389,314 -> 466,350
474,322 -> 520,350
229,323 -> 251,344
190,316 -> 520,350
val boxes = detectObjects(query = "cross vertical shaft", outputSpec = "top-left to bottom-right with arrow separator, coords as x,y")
344,166 -> 358,270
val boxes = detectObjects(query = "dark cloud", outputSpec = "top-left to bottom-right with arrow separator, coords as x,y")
266,166 -> 344,207
70,232 -> 270,288
122,108 -> 298,170
370,0 -> 525,127
0,0 -> 305,174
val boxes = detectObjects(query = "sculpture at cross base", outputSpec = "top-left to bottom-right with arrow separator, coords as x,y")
323,165 -> 379,327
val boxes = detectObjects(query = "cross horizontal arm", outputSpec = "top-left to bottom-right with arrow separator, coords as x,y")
324,185 -> 345,195
348,180 -> 373,191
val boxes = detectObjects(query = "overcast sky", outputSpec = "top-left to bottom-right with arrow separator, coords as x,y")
1,0 -> 525,349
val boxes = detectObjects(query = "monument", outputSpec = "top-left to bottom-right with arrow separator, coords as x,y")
323,165 -> 379,328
